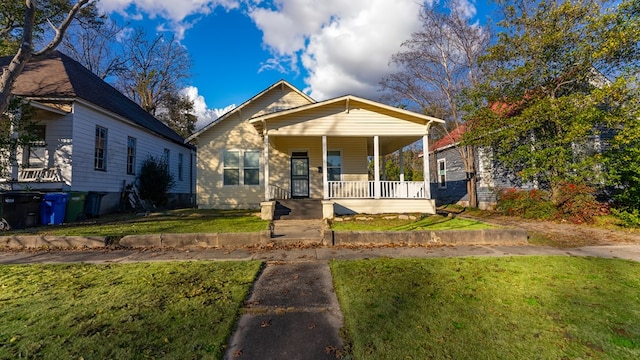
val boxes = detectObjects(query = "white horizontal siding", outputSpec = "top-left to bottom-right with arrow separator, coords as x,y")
71,102 -> 193,194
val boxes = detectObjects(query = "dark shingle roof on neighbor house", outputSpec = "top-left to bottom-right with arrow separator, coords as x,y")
0,51 -> 187,146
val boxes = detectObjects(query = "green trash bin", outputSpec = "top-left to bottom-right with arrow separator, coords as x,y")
65,191 -> 88,222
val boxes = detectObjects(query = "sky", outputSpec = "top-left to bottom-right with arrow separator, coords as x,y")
95,0 -> 497,130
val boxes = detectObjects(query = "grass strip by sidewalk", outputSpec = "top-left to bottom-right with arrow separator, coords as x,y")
331,214 -> 495,231
9,210 -> 270,241
331,256 -> 640,359
0,261 -> 262,359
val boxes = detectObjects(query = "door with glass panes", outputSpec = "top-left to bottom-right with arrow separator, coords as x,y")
290,152 -> 309,198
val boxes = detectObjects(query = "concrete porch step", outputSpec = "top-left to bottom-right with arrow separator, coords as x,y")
275,199 -> 322,220
271,219 -> 323,244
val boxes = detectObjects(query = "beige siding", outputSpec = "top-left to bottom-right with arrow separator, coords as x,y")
270,136 -> 369,198
266,102 -> 428,137
195,86 -> 313,209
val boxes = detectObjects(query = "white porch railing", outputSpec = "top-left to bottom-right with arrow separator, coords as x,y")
269,184 -> 291,200
17,168 -> 62,182
328,181 -> 426,199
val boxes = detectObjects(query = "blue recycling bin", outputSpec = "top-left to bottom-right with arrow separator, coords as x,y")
40,192 -> 69,225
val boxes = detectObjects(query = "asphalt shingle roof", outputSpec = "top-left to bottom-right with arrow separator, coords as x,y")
0,51 -> 187,146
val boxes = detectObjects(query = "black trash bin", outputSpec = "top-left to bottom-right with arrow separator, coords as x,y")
0,192 -> 44,229
85,191 -> 107,218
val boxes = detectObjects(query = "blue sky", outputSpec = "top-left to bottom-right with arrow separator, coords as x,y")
97,0 -> 497,129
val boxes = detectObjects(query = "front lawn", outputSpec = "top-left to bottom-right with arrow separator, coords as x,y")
0,261 -> 262,359
7,209 -> 270,241
331,214 -> 495,231
331,256 -> 640,359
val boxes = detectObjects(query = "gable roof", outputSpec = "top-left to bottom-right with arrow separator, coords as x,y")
186,79 -> 315,142
0,51 -> 188,146
248,93 -> 444,134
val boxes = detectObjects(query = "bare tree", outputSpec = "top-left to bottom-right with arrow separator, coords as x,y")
62,13 -> 125,80
0,0 -> 92,115
381,0 -> 490,207
115,28 -> 192,116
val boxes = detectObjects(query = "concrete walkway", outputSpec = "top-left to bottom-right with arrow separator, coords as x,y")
225,261 -> 344,359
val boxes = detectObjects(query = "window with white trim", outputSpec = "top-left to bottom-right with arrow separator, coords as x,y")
327,150 -> 342,181
224,150 -> 260,186
438,158 -> 446,188
127,137 -> 136,175
94,126 -> 107,171
178,153 -> 184,181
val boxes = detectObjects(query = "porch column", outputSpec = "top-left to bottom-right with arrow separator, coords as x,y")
399,148 -> 405,182
322,135 -> 328,199
374,135 -> 380,199
423,134 -> 431,199
263,132 -> 270,201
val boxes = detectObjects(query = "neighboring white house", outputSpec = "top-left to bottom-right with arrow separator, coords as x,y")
187,80 -> 444,219
0,51 -> 196,214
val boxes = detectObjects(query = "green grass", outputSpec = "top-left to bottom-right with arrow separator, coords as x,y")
8,209 -> 270,240
330,256 -> 640,359
0,261 -> 262,359
331,214 -> 496,231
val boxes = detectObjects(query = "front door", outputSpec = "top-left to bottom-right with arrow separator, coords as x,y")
291,156 -> 309,198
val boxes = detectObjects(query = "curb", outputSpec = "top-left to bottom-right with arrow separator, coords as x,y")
0,235 -> 107,249
332,228 -> 528,246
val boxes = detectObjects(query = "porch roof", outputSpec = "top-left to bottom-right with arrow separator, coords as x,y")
248,95 -> 444,138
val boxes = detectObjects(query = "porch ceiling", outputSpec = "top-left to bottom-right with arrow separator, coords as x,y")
367,136 -> 422,155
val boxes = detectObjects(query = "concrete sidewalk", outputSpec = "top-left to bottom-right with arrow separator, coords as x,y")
1,244 -> 640,264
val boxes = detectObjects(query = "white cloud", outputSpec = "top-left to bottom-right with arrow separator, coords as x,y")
182,86 -> 236,130
97,0 -> 240,39
248,0 -> 425,100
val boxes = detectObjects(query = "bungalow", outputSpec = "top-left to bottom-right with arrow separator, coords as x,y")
0,51 -> 196,214
187,80 -> 444,219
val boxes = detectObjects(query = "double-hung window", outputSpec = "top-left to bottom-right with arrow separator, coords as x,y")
224,150 -> 260,186
438,159 -> 446,188
94,126 -> 107,171
178,153 -> 184,181
327,150 -> 342,181
127,137 -> 136,175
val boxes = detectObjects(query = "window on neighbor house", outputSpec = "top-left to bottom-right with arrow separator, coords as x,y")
224,150 -> 260,186
178,153 -> 184,181
94,126 -> 107,171
327,150 -> 342,181
438,159 -> 446,188
164,148 -> 170,172
25,124 -> 46,167
127,137 -> 136,175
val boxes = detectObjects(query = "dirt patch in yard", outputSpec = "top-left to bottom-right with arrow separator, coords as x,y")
457,212 -> 640,248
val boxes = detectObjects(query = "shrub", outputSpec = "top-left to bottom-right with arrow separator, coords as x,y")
553,182 -> 609,224
137,156 -> 175,207
496,188 -> 556,220
496,183 -> 608,224
611,208 -> 640,228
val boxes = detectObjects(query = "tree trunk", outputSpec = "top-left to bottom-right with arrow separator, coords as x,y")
465,145 -> 478,208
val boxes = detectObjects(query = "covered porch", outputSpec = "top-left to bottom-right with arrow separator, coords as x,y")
1,101 -> 71,192
249,95 -> 444,220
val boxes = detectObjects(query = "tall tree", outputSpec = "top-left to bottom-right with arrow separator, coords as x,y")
115,28 -> 192,116
466,0 -> 640,203
156,92 -> 197,138
381,0 -> 490,207
61,12 -> 125,80
0,0 -> 92,115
